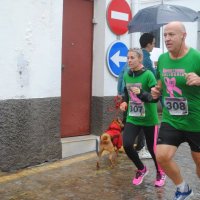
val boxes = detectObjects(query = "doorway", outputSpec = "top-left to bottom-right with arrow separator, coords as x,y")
61,0 -> 93,137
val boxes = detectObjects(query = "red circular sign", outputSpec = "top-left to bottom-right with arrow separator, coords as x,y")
107,0 -> 132,35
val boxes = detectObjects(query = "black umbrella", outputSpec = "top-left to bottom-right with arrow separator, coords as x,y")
128,4 -> 200,33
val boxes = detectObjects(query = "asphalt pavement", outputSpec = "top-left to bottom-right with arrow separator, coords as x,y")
0,143 -> 199,200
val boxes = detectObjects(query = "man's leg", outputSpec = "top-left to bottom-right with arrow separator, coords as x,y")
191,151 -> 200,178
157,123 -> 194,198
156,144 -> 184,185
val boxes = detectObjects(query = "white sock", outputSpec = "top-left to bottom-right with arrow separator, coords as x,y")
176,181 -> 188,192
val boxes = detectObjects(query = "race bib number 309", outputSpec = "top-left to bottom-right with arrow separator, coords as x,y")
165,97 -> 188,115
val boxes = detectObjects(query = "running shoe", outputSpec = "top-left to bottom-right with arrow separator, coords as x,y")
132,166 -> 148,185
173,185 -> 193,200
154,171 -> 166,187
138,147 -> 152,159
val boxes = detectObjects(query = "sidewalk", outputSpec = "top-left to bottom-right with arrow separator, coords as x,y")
0,143 -> 199,200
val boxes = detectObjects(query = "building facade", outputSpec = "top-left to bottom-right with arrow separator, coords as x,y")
0,0 -> 199,171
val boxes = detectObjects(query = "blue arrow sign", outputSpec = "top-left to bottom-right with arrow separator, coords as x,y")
107,41 -> 129,77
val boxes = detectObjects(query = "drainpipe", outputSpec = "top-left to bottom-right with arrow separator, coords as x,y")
130,0 -> 133,48
161,0 -> 164,52
131,0 -> 141,48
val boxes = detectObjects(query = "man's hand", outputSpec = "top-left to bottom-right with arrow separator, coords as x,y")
185,73 -> 200,86
120,102 -> 127,111
151,81 -> 162,99
151,86 -> 161,99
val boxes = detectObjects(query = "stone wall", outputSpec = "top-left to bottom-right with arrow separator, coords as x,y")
91,96 -> 123,136
0,97 -> 62,171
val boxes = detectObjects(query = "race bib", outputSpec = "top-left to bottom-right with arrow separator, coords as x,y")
129,101 -> 145,117
165,97 -> 188,115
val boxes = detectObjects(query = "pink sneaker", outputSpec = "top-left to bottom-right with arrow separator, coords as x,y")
132,166 -> 148,185
154,171 -> 166,187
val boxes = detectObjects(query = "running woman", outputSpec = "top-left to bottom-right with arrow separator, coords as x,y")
120,48 -> 166,187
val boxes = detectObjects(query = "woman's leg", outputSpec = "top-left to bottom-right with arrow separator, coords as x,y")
143,125 -> 166,187
123,123 -> 149,185
123,122 -> 144,170
134,130 -> 145,151
143,125 -> 162,171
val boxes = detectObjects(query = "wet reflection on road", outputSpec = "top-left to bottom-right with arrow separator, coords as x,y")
0,143 -> 199,200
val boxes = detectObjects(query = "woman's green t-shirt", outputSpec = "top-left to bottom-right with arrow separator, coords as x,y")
124,70 -> 159,126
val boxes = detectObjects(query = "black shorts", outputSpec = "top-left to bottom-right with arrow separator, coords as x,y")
157,122 -> 200,152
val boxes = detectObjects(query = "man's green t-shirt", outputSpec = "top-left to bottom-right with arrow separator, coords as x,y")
157,48 -> 200,132
124,70 -> 159,126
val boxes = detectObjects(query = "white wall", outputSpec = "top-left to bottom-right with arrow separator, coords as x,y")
0,0 -> 63,100
92,0 -> 132,97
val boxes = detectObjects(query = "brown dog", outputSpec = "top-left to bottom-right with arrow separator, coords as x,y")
96,118 -> 124,169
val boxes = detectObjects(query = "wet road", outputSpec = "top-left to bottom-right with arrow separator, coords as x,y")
0,143 -> 199,200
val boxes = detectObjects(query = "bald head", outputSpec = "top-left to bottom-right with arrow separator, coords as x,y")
164,21 -> 188,58
164,21 -> 186,33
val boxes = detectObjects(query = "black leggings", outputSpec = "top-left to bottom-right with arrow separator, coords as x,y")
123,122 -> 160,172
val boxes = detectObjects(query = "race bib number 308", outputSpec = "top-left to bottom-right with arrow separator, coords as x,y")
129,101 -> 145,117
165,97 -> 188,115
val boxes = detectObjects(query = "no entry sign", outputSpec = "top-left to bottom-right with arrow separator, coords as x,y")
107,0 -> 132,35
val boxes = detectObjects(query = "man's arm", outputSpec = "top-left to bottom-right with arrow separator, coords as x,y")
143,57 -> 156,76
117,63 -> 128,95
185,72 -> 200,86
117,69 -> 124,96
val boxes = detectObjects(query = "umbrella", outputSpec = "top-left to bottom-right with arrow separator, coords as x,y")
128,4 -> 200,33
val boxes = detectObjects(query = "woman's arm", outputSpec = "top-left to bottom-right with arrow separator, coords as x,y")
130,86 -> 159,103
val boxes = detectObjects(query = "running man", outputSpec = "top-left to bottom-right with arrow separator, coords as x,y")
151,21 -> 200,200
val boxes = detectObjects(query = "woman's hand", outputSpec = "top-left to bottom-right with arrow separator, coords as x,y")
130,87 -> 140,95
120,102 -> 128,111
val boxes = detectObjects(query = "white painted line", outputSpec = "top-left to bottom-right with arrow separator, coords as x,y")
111,11 -> 129,21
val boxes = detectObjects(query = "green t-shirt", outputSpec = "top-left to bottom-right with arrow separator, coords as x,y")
124,70 -> 159,126
157,48 -> 200,132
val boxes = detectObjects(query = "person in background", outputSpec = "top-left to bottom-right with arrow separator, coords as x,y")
151,21 -> 200,200
117,62 -> 129,125
134,32 -> 158,156
120,48 -> 166,187
140,33 -> 156,76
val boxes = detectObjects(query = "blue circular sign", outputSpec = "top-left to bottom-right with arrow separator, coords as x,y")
107,41 -> 129,77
